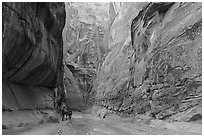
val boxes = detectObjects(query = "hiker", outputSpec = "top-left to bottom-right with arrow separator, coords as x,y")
149,96 -> 156,119
67,109 -> 72,120
61,102 -> 72,121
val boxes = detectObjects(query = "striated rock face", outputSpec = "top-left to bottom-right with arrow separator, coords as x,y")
3,2 -> 201,123
63,63 -> 96,110
95,2 -> 202,122
62,2 -> 112,109
2,2 -> 66,110
95,2 -> 147,112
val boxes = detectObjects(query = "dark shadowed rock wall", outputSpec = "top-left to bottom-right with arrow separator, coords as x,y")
94,2 -> 202,122
2,2 -> 66,110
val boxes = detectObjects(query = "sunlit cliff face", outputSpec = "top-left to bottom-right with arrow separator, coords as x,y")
93,2 -> 202,122
61,2 -> 112,110
2,2 -> 202,123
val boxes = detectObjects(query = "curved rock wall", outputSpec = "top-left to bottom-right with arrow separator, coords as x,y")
95,2 -> 202,122
95,2 -> 148,113
2,2 -> 66,110
62,2 -> 111,109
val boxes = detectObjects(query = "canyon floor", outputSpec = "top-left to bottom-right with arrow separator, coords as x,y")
2,111 -> 201,135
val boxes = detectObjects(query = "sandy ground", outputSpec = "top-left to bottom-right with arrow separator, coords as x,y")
2,111 -> 202,135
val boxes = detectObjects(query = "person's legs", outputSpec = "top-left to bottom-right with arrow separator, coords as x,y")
65,111 -> 68,120
61,109 -> 65,121
68,111 -> 72,119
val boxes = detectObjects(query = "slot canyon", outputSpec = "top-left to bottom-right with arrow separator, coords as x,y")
2,2 -> 202,135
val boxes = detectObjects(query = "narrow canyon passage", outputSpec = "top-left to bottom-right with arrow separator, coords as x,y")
2,2 -> 202,135
3,112 -> 201,135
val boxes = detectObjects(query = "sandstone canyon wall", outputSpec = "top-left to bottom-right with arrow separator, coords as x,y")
62,2 -> 111,110
2,2 -> 202,123
2,2 -> 66,110
94,2 -> 202,122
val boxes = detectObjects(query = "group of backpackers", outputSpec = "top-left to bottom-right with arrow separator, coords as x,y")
60,101 -> 72,121
56,96 -> 72,121
54,83 -> 73,121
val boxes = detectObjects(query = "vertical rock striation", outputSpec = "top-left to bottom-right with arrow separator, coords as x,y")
2,2 -> 66,110
95,2 -> 202,122
62,2 -> 111,110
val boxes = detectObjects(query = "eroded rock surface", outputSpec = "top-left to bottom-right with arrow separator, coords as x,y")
62,2 -> 113,109
94,2 -> 202,122
2,2 -> 66,110
2,2 -> 202,123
